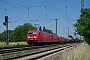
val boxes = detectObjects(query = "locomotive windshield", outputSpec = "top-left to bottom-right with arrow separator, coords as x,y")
28,32 -> 37,34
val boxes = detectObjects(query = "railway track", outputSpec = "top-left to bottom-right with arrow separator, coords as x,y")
0,44 -> 59,54
2,43 -> 79,60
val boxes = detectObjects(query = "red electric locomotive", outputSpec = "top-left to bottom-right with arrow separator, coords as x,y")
27,30 -> 50,45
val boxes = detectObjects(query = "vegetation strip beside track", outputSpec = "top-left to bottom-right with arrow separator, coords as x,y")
0,44 -> 58,54
0,44 -> 62,60
3,43 -> 79,60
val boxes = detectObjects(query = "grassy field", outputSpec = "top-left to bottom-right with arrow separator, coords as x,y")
0,42 -> 28,48
57,43 -> 90,60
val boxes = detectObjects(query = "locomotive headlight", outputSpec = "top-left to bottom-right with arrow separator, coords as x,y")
34,36 -> 36,38
28,36 -> 30,38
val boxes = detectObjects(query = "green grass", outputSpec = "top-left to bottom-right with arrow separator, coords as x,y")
26,49 -> 39,52
0,42 -> 28,48
0,51 -> 22,59
56,43 -> 90,60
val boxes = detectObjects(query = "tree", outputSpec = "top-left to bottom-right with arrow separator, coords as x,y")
9,23 -> 36,42
39,26 -> 42,31
43,26 -> 45,31
74,8 -> 90,45
43,26 -> 53,34
0,31 -> 6,42
68,35 -> 74,39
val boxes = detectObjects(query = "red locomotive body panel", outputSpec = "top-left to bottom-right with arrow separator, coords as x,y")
49,34 -> 53,42
52,34 -> 59,42
39,31 -> 50,42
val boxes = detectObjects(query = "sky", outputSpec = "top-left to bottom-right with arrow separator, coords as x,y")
0,0 -> 90,38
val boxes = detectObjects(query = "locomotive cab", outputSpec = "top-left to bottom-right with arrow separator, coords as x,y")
27,30 -> 40,45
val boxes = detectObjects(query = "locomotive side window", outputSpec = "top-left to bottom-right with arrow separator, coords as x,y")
28,32 -> 37,34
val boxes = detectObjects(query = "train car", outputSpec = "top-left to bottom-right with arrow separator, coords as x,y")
52,34 -> 59,43
68,38 -> 75,43
49,34 -> 53,42
74,38 -> 80,42
27,30 -> 50,45
59,36 -> 65,43
64,38 -> 70,43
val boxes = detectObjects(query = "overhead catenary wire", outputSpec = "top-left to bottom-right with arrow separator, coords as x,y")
8,0 -> 50,19
7,0 -> 67,22
0,1 -> 50,25
5,8 -> 7,15
1,0 -> 55,30
0,11 -> 26,22
46,0 -> 76,36
28,6 -> 30,16
65,0 -> 70,20
7,0 -> 50,21
45,0 -> 67,21
0,0 -> 56,32
66,0 -> 67,17
2,0 -> 76,22
6,0 -> 70,22
48,0 -> 74,22
46,0 -> 75,34
0,0 -> 56,24
45,0 -> 63,28
0,0 -> 44,20
45,5 -> 47,17
45,0 -> 69,26
0,0 -> 75,36
48,1 -> 75,23
8,0 -> 66,8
